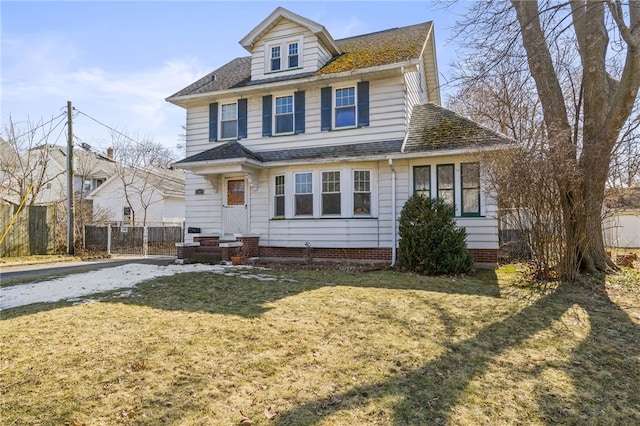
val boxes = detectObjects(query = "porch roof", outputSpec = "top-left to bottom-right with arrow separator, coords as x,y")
173,140 -> 404,167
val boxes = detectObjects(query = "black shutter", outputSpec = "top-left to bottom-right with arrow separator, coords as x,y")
262,95 -> 272,137
208,102 -> 218,141
357,81 -> 370,127
294,91 -> 305,134
320,87 -> 332,131
237,98 -> 247,139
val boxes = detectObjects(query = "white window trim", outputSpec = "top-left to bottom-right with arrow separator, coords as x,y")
264,35 -> 303,74
272,168 -> 377,219
219,102 -> 238,140
353,169 -> 372,216
333,84 -> 358,129
273,94 -> 295,135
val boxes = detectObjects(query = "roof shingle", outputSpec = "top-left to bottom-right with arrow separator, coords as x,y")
404,103 -> 513,153
168,22 -> 432,99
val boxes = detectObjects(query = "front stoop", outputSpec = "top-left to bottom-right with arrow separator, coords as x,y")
177,235 -> 260,263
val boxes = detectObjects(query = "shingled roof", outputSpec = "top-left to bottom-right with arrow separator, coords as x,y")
403,103 -> 513,153
174,102 -> 512,167
318,22 -> 431,75
168,22 -> 432,99
175,140 -> 404,165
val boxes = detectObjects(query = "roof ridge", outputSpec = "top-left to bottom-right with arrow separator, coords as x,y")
336,21 -> 432,43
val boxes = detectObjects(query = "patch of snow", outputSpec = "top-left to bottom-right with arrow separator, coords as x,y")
1,263 -> 224,310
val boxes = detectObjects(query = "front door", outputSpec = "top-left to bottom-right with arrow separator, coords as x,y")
223,178 -> 248,236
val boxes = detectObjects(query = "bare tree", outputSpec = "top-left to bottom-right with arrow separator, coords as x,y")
0,114 -> 67,205
451,0 -> 640,281
110,131 -> 178,226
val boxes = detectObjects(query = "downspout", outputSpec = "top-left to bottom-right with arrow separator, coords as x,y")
389,158 -> 397,267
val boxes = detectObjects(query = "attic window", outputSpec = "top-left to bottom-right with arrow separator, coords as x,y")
271,46 -> 281,71
288,43 -> 298,68
266,36 -> 303,73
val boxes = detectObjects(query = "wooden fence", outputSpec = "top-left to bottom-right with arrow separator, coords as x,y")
1,203 -> 56,257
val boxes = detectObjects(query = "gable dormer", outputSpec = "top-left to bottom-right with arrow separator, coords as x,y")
239,7 -> 342,81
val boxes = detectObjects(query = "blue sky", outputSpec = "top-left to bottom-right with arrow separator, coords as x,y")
1,1 -> 469,156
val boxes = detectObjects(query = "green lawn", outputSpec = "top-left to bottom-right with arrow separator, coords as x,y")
1,265 -> 639,425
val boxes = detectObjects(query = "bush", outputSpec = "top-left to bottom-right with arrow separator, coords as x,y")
398,195 -> 474,275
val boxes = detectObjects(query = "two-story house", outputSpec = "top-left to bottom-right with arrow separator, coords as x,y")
167,7 -> 512,266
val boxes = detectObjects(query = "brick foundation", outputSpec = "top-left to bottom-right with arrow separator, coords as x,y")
179,235 -> 498,266
469,248 -> 499,264
259,246 -> 392,262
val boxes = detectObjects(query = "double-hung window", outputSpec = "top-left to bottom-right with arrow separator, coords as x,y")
461,162 -> 481,216
353,171 -> 371,215
335,87 -> 356,128
275,96 -> 294,134
437,164 -> 455,208
274,175 -> 285,217
414,166 -> 431,197
321,82 -> 369,131
321,171 -> 341,215
295,173 -> 313,216
220,103 -> 237,139
288,42 -> 299,68
271,46 -> 281,71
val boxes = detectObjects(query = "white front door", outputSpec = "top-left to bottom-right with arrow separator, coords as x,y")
222,177 -> 248,236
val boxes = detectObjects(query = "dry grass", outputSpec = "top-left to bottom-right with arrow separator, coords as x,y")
1,265 -> 639,425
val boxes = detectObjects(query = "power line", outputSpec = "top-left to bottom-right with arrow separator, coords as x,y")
8,112 -> 67,142
74,108 -> 151,150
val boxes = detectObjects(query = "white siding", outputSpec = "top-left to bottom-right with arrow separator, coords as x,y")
163,197 -> 185,224
249,19 -> 332,81
184,75 -> 408,156
91,175 -> 184,226
184,173 -> 222,234
181,155 -> 500,251
404,69 -> 428,128
604,213 -> 640,248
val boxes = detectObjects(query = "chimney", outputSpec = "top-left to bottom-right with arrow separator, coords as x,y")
107,147 -> 113,159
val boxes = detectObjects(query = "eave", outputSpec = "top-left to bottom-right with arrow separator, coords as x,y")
165,60 -> 420,109
239,7 -> 342,56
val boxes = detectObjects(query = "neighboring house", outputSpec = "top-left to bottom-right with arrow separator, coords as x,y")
22,144 -> 117,205
88,166 -> 185,226
166,7 -> 512,264
604,187 -> 640,248
0,137 -> 18,202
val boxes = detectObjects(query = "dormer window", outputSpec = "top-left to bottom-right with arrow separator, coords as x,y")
270,46 -> 281,71
288,43 -> 298,68
266,37 -> 303,73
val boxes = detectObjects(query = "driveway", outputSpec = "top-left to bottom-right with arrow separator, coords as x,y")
0,257 -> 229,310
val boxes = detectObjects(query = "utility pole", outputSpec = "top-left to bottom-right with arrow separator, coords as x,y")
67,100 -> 75,255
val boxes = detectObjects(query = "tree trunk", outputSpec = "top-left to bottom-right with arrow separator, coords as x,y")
512,0 -> 640,281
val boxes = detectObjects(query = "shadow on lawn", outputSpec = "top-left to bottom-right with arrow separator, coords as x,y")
113,268 -> 502,318
272,276 -> 640,425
